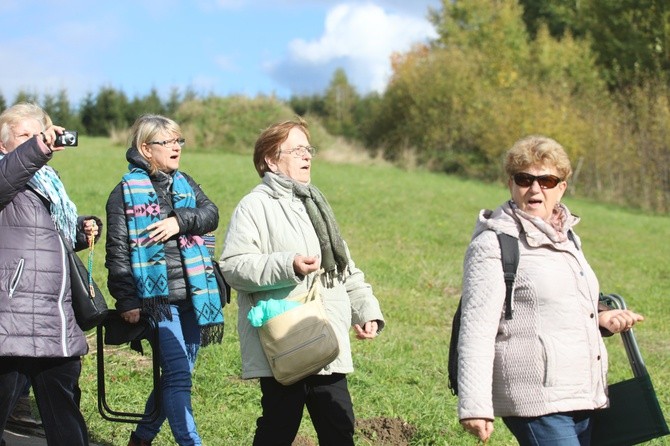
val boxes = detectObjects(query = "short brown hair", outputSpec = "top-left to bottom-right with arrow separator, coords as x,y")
253,118 -> 310,177
504,135 -> 573,181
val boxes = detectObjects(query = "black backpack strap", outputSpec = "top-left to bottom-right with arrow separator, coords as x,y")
497,233 -> 519,320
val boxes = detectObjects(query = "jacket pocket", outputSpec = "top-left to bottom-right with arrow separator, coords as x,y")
9,258 -> 25,298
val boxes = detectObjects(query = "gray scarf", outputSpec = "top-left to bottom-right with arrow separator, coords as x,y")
278,175 -> 349,286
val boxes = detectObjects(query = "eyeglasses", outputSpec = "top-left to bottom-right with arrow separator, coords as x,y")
148,138 -> 185,148
512,172 -> 563,189
279,145 -> 316,158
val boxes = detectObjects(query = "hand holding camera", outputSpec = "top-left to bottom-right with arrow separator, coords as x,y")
40,126 -> 78,151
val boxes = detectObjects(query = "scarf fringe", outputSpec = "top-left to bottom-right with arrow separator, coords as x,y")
200,324 -> 225,347
323,267 -> 350,288
141,296 -> 172,323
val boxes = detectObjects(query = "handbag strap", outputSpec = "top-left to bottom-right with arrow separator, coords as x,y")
250,269 -> 324,306
302,269 -> 323,304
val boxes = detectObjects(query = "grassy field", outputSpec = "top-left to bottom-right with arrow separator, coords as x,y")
49,136 -> 670,445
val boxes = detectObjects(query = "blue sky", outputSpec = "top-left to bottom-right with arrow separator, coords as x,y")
0,0 -> 440,105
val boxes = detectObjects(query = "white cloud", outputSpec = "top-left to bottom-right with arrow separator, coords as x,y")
214,54 -> 238,72
268,2 -> 437,95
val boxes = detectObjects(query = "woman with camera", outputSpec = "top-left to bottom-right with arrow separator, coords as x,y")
0,102 -> 101,446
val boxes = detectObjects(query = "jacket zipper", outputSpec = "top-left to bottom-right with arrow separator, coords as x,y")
57,236 -> 70,357
9,258 -> 25,298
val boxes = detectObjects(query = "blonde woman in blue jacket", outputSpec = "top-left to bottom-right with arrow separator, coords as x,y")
220,118 -> 385,446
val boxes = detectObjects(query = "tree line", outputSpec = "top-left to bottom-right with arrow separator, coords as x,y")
294,0 -> 670,213
2,0 -> 668,212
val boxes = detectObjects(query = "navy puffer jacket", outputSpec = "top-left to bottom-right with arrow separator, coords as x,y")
0,137 -> 93,358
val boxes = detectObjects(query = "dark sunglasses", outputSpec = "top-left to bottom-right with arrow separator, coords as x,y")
512,172 -> 563,189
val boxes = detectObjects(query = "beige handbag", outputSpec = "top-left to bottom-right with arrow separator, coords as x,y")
258,272 -> 340,385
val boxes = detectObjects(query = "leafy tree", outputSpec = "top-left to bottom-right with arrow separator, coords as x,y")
323,68 -> 359,139
517,0 -> 582,39
0,92 -> 6,112
580,0 -> 669,87
518,0 -> 670,88
289,94 -> 326,118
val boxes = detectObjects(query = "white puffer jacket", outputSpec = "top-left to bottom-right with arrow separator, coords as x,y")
457,201 -> 608,420
220,172 -> 385,379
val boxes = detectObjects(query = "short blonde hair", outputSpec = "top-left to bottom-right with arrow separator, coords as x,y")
0,102 -> 51,145
253,118 -> 310,177
128,114 -> 182,175
504,135 -> 573,181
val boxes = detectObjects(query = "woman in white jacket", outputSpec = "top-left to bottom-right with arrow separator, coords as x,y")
457,135 -> 643,445
220,118 -> 385,446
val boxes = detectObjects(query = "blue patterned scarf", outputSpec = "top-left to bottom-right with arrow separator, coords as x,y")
0,154 -> 78,246
121,168 -> 223,329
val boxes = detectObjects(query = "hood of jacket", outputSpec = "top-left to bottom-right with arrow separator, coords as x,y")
472,200 -> 582,249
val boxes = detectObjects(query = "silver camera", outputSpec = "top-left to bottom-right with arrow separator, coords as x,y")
54,130 -> 78,147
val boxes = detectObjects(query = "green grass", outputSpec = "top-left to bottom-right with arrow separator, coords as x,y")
49,137 -> 670,445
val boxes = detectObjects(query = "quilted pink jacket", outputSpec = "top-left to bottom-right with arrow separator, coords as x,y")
457,201 -> 608,420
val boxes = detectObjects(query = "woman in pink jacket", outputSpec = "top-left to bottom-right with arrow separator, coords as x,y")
457,135 -> 644,445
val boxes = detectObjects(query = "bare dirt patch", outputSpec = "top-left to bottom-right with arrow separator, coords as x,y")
291,435 -> 317,446
356,417 -> 418,445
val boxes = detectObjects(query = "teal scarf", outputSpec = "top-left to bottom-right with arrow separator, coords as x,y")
121,168 -> 223,330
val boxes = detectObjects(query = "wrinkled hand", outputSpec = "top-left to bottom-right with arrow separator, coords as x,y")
121,309 -> 141,324
39,125 -> 67,152
292,255 -> 320,276
461,418 -> 494,443
354,320 -> 379,340
599,309 -> 644,333
147,217 -> 180,243
84,219 -> 99,242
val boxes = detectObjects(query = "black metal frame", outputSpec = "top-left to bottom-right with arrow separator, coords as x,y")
96,312 -> 161,424
592,293 -> 669,446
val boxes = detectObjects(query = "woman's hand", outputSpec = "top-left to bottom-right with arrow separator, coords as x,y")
461,418 -> 494,443
292,254 -> 320,276
40,125 -> 67,152
354,320 -> 379,340
599,309 -> 644,333
147,217 -> 180,243
121,309 -> 141,324
84,219 -> 99,242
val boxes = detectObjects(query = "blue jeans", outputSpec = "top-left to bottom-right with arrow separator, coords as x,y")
503,411 -> 593,446
134,303 -> 201,446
